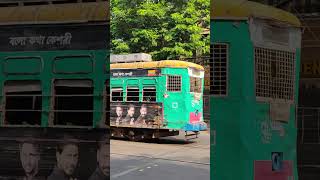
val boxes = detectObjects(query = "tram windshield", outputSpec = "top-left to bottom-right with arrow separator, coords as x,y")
188,68 -> 204,93
190,77 -> 202,93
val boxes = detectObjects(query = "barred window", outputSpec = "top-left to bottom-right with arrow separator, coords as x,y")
190,77 -> 202,93
255,47 -> 295,101
167,75 -> 181,92
3,80 -> 42,126
111,88 -> 123,102
210,43 -> 228,96
52,79 -> 93,127
127,87 -> 139,101
104,80 -> 110,127
143,87 -> 156,102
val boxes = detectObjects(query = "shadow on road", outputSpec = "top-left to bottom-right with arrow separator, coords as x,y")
111,136 -> 198,145
111,130 -> 210,145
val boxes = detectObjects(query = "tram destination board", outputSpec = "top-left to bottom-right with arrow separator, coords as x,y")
111,69 -> 161,77
0,23 -> 109,51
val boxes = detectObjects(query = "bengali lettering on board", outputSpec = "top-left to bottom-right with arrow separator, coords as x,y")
9,33 -> 72,47
0,23 -> 109,51
111,69 -> 161,77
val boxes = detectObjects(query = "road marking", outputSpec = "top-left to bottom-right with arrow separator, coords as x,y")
111,167 -> 140,179
111,162 -> 156,179
111,152 -> 210,165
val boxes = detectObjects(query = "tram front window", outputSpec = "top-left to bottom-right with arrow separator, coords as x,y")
190,77 -> 202,93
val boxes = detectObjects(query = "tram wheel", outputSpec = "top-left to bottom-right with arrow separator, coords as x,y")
126,130 -> 143,142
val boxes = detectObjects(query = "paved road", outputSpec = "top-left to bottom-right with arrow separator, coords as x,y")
110,130 -> 210,180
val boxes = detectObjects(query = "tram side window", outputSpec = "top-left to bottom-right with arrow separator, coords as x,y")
53,80 -> 93,126
167,75 -> 181,92
190,77 -> 202,93
127,87 -> 139,101
104,80 -> 110,127
143,87 -> 156,102
111,88 -> 123,102
3,81 -> 42,125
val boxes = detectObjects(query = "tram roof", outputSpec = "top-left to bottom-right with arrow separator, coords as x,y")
110,60 -> 205,71
0,1 -> 108,24
211,0 -> 301,27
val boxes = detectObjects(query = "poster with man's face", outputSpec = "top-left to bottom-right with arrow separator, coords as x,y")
110,102 -> 163,127
0,127 -> 109,180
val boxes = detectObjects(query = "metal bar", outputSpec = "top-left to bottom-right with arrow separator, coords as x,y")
318,109 -> 320,144
3,94 -> 98,97
302,108 -> 305,144
3,109 -> 98,112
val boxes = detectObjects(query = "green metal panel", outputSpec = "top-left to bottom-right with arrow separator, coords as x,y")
142,79 -> 156,85
127,79 -> 139,85
3,57 -> 43,75
211,20 -> 300,180
161,68 -> 189,129
0,49 -> 109,128
162,68 -> 204,129
111,79 -> 124,87
53,56 -> 93,74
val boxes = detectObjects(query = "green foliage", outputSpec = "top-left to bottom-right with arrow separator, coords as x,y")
111,0 -> 210,60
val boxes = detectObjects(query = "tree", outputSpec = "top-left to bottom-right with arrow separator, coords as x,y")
111,0 -> 210,60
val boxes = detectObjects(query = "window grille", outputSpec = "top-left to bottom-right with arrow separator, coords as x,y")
52,79 -> 93,127
210,43 -> 228,96
111,88 -> 123,102
104,80 -> 110,127
143,87 -> 156,102
3,80 -> 42,126
255,47 -> 295,101
167,75 -> 181,92
126,87 -> 139,101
